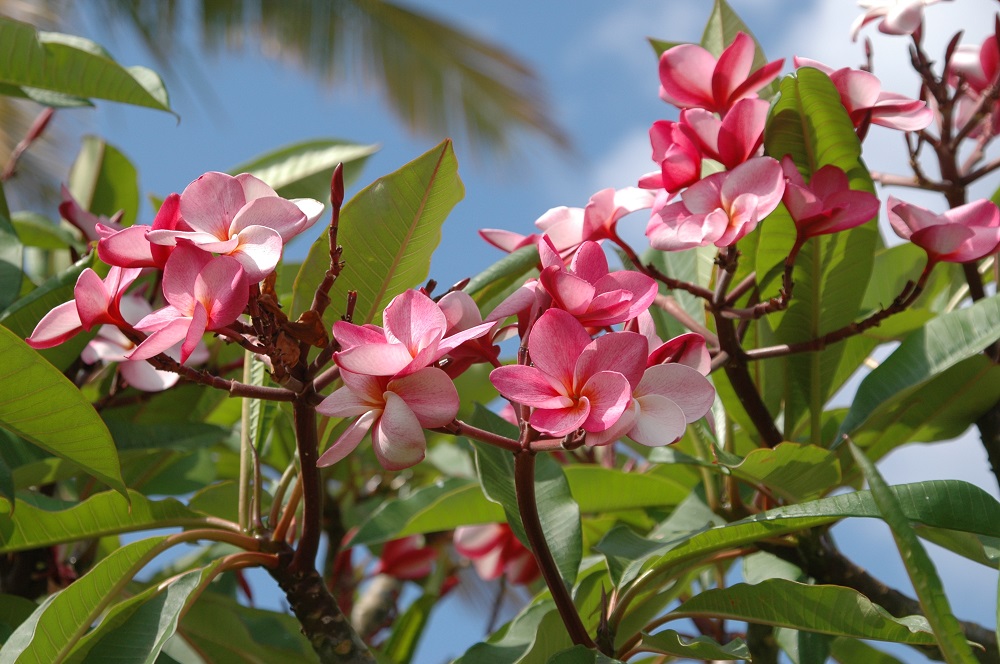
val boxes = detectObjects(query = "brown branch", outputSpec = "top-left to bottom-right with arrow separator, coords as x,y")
290,394 -> 322,573
514,450 -> 596,650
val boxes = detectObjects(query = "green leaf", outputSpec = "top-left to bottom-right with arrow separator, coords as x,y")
616,480 -> 1000,589
757,68 -> 879,440
174,592 -> 318,663
453,600 -> 571,664
564,465 -> 689,512
721,442 -> 841,501
68,136 -> 140,227
673,579 -> 938,645
229,139 -> 378,203
852,355 -> 1000,460
0,326 -> 125,495
595,524 -> 681,588
464,244 -> 538,312
840,293 -> 1000,438
547,645 -> 625,663
10,212 -> 79,250
292,140 -> 463,325
830,638 -> 905,664
914,525 -> 1000,568
0,184 -> 23,311
381,593 -> 436,664
849,442 -> 977,661
0,252 -> 96,371
640,630 -> 751,660
0,537 -> 168,664
0,490 -> 206,553
351,477 -> 503,546
0,17 -> 172,112
65,562 -> 224,664
0,595 -> 36,644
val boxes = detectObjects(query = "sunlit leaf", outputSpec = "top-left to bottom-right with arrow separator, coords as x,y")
640,630 -> 751,660
0,16 -> 171,112
292,140 -> 463,326
69,136 -> 140,226
673,579 -> 938,645
0,490 -> 207,553
0,184 -> 23,311
0,537 -> 168,663
228,138 -> 378,202
720,442 -> 841,501
757,67 -> 879,439
0,326 -> 125,495
840,293 -> 1000,438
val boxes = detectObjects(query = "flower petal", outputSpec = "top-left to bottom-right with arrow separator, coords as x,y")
372,392 -> 427,470
317,410 -> 379,468
391,367 -> 460,427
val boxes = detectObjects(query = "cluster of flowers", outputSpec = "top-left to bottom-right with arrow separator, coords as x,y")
317,234 -> 716,469
484,20 -> 1000,292
27,172 -> 324,386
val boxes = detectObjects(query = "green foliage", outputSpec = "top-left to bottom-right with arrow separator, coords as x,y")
292,139 -> 464,325
0,326 -> 125,495
69,137 -> 140,227
0,16 -> 172,112
0,184 -> 23,311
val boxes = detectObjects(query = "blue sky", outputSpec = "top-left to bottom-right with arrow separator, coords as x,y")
58,0 -> 1000,661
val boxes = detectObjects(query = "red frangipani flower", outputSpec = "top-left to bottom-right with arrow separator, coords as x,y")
658,32 -> 784,115
372,536 -> 437,581
454,524 -> 540,585
489,309 -> 646,437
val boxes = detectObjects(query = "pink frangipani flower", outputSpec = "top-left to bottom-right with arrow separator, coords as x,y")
479,187 -> 654,258
128,245 -> 250,363
98,193 -> 187,269
794,59 -> 933,135
436,290 -> 501,377
887,196 -> 1000,264
316,367 -> 459,470
82,295 -> 209,392
781,157 -> 880,239
490,309 -> 646,437
26,265 -> 142,349
454,523 -> 540,585
850,0 -> 945,41
639,120 -> 703,195
535,237 -> 657,327
333,289 -> 493,378
646,156 -> 784,251
145,172 -> 323,282
659,32 -> 784,115
682,98 -> 769,170
59,185 -> 125,243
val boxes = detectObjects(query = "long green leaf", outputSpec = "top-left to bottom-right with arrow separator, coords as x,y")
719,442 -> 841,501
548,646 -> 625,663
464,244 -> 538,312
841,293 -> 1000,438
68,136 -> 140,227
673,579 -> 938,645
292,140 -> 463,325
0,537 -> 168,664
381,593 -> 436,664
0,326 -> 125,495
229,139 -> 378,202
65,562 -> 224,664
0,490 -> 206,553
850,442 -> 977,661
758,67 -> 879,439
852,356 -> 1000,460
830,638 -> 906,664
11,212 -> 80,250
614,480 -> 1000,589
0,17 -> 172,112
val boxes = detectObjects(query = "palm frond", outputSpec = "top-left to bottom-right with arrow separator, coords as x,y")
91,0 -> 570,154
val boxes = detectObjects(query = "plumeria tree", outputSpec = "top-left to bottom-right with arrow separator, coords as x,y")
1,1 -> 1000,663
